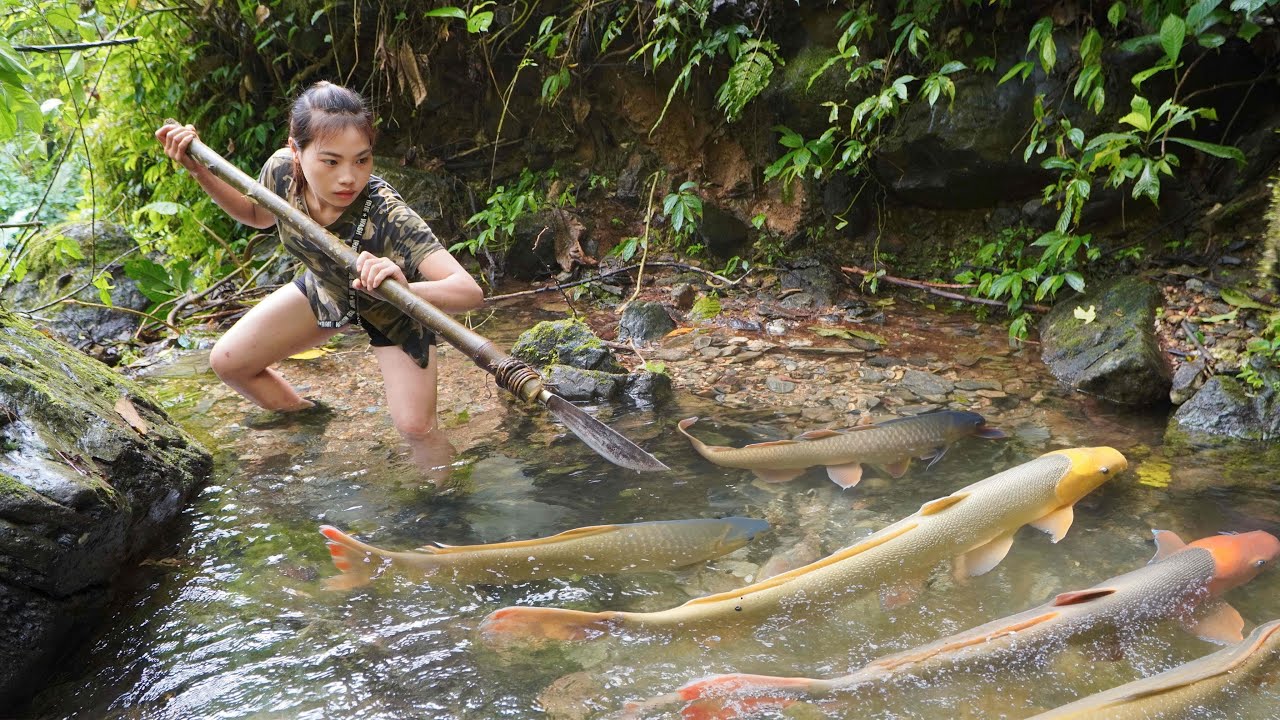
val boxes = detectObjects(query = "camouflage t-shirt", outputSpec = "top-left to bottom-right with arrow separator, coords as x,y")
258,148 -> 444,367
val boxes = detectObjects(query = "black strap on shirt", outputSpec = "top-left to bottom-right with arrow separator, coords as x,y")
318,195 -> 373,329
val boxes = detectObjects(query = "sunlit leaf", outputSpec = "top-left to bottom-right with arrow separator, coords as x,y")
288,348 -> 332,361
1073,305 -> 1097,323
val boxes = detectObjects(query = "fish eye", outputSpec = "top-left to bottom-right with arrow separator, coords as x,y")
1256,559 -> 1268,568
1099,466 -> 1110,474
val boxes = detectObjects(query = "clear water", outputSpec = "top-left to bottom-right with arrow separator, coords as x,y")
22,305 -> 1280,720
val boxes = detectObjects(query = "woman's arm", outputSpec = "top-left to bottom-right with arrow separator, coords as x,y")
353,249 -> 484,313
155,123 -> 276,229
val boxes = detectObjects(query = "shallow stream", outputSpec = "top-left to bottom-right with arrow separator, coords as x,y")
24,300 -> 1280,719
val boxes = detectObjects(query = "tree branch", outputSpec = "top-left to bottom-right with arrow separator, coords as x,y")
14,37 -> 141,52
841,265 -> 1051,314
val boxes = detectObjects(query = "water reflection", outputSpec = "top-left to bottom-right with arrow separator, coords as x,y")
22,333 -> 1280,720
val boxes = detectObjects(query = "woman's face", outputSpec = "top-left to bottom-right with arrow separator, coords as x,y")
292,124 -> 374,215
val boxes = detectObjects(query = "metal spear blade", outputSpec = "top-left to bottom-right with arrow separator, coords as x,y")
543,393 -> 668,472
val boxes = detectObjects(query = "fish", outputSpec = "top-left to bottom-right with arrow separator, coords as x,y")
1027,617 -> 1280,719
478,447 -> 1125,645
677,410 -> 1006,487
319,516 -> 770,590
646,529 -> 1280,719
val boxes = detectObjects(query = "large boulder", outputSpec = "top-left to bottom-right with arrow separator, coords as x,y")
1039,276 -> 1171,406
0,308 -> 211,707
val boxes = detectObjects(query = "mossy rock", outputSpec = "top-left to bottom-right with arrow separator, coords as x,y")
1039,276 -> 1171,406
510,319 -> 624,374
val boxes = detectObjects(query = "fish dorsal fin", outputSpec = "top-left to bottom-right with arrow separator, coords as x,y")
919,493 -> 968,516
1029,506 -> 1074,543
1150,529 -> 1188,564
825,462 -> 864,489
795,429 -> 845,440
953,532 -> 1016,579
680,523 -> 918,606
1052,588 -> 1117,606
1112,620 -> 1280,703
1185,601 -> 1245,645
742,439 -> 801,449
419,525 -> 618,555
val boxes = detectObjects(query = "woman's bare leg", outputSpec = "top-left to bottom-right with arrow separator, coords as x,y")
373,344 -> 457,476
209,283 -> 340,411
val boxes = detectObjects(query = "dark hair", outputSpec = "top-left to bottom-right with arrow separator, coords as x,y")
288,81 -> 377,193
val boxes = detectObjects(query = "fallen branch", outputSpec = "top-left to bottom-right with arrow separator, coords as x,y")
487,262 -> 748,302
841,265 -> 1050,314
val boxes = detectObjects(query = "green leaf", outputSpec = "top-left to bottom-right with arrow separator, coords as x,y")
1159,15 -> 1186,64
424,7 -> 467,19
1108,2 -> 1126,27
1065,271 -> 1086,293
999,60 -> 1033,85
1220,287 -> 1273,311
467,11 -> 494,33
938,61 -> 966,75
691,294 -> 721,320
1118,111 -> 1152,132
1166,137 -> 1246,166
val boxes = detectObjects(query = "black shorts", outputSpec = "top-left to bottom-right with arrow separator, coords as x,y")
293,277 -> 394,347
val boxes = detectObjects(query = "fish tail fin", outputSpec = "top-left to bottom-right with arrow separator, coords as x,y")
319,525 -> 383,590
674,675 -> 816,719
479,606 -> 617,644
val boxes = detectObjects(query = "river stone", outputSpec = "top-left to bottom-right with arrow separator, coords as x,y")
0,308 -> 211,707
623,370 -> 673,408
544,365 -> 622,401
1169,357 -> 1207,405
900,369 -> 955,401
510,319 -> 625,373
617,301 -> 675,344
1039,276 -> 1171,406
1168,368 -> 1280,442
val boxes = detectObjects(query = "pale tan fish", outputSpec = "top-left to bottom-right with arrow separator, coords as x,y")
644,529 -> 1280,719
678,410 -> 1005,487
479,447 -> 1125,644
320,517 -> 770,590
1027,618 -> 1280,719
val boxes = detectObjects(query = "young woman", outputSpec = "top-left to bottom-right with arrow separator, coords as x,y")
156,81 -> 484,466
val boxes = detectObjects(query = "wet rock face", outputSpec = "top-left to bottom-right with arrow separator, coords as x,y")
1170,369 -> 1280,441
1039,276 -> 1172,406
0,309 -> 211,707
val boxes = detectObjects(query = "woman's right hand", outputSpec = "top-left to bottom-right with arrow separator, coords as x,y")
155,122 -> 204,175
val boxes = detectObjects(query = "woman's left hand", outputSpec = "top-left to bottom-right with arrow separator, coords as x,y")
352,251 -> 408,299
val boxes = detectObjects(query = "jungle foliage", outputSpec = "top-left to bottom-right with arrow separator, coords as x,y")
1,0 -> 1277,364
